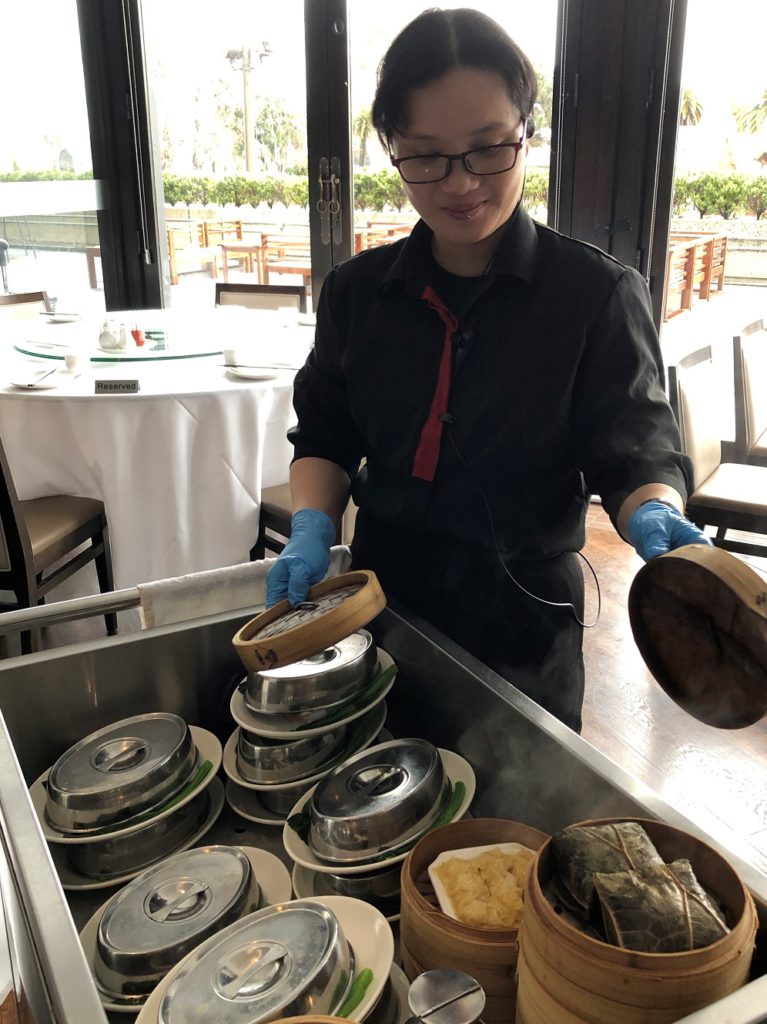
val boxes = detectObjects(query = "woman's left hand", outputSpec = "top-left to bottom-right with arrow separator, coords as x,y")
628,500 -> 713,561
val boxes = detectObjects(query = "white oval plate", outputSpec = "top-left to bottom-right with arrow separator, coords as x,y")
134,893 -> 394,1024
49,776 -> 225,891
291,862 -> 401,924
8,373 -> 60,389
31,726 -> 222,845
225,366 -> 280,381
388,963 -> 411,1024
282,748 -> 476,876
230,649 -> 396,739
79,845 -> 292,1013
225,778 -> 291,827
222,700 -> 387,792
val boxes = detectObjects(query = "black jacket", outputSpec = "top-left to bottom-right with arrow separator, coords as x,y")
289,206 -> 690,560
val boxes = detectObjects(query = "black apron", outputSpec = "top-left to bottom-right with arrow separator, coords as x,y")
351,511 -> 585,732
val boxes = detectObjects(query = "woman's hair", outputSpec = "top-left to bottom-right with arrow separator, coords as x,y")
371,7 -> 538,148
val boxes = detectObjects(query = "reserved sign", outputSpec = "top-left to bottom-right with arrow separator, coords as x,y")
95,380 -> 140,394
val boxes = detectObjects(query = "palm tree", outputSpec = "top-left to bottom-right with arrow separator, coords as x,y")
736,90 -> 767,134
679,88 -> 703,127
353,106 -> 373,167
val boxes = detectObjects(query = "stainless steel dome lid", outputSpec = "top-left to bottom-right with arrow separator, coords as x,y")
158,900 -> 354,1024
94,846 -> 254,998
236,718 -> 352,786
308,738 -> 449,864
46,713 -> 197,834
244,630 -> 377,715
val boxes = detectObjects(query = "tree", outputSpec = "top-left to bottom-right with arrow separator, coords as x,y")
353,106 -> 374,167
736,90 -> 767,134
531,67 -> 553,145
254,99 -> 301,174
679,88 -> 703,127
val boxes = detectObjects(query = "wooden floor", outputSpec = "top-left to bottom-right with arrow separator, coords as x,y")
580,502 -> 767,875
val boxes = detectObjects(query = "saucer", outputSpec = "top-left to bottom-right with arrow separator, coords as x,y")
282,748 -> 476,876
78,844 -> 291,1013
31,726 -> 222,844
225,366 -> 280,381
230,649 -> 396,739
49,776 -> 225,891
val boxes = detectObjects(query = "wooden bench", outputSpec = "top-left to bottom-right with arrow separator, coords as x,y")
262,232 -> 312,292
663,231 -> 728,321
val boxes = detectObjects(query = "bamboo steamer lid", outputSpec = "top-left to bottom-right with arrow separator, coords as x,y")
232,570 -> 386,672
628,544 -> 767,729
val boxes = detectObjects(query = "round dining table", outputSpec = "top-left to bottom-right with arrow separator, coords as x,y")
0,307 -> 313,589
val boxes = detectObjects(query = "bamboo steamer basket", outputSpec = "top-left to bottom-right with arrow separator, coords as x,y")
232,571 -> 386,672
400,818 -> 549,1024
629,545 -> 767,729
515,816 -> 758,1024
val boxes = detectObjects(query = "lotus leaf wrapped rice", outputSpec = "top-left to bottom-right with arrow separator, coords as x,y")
551,822 -> 663,913
593,858 -> 730,952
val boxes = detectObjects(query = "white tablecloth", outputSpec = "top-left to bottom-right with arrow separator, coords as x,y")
0,308 -> 313,588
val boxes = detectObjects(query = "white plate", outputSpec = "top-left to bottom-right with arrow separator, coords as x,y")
49,776 -> 225,891
282,748 -> 476,876
230,649 -> 396,739
291,862 -> 401,924
222,700 -> 387,792
225,778 -> 292,827
31,726 -> 222,845
46,313 -> 82,324
135,893 -> 394,1024
427,842 -> 536,922
8,371 -> 60,389
225,366 -> 280,381
79,845 -> 292,1013
388,963 -> 411,1024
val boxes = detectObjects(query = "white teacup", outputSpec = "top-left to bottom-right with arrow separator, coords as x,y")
64,352 -> 84,373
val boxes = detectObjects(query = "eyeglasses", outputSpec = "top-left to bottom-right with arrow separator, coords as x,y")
390,129 -> 526,184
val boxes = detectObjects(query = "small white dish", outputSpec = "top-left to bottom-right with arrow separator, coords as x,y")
230,649 -> 396,739
291,862 -> 401,924
134,893 -> 394,1024
31,726 -> 223,844
282,748 -> 476,876
222,700 -> 387,792
388,963 -> 411,1024
224,778 -> 289,827
427,842 -> 535,923
46,313 -> 82,324
225,366 -> 280,382
78,844 -> 292,1013
8,370 -> 60,389
49,776 -> 225,891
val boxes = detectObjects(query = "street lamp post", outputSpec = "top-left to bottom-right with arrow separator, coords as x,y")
226,44 -> 271,174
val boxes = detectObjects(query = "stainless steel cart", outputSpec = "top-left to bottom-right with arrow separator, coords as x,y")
0,594 -> 765,1023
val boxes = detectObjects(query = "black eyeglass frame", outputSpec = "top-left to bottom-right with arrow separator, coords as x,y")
390,122 -> 528,184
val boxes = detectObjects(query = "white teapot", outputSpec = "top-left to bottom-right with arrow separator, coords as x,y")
98,320 -> 126,352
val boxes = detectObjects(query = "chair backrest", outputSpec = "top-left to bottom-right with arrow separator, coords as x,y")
667,346 -> 722,489
733,318 -> 767,459
0,433 -> 32,581
0,291 -> 52,319
215,282 -> 308,313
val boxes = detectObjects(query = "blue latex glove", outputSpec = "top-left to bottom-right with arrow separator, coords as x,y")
628,500 -> 712,562
265,508 -> 336,608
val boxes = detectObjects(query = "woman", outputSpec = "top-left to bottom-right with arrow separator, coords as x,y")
266,8 -> 708,731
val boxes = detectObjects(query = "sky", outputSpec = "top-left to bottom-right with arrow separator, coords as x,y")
2,0 -> 765,175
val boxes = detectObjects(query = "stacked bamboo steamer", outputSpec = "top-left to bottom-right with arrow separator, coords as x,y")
515,816 -> 758,1024
399,818 -> 549,1024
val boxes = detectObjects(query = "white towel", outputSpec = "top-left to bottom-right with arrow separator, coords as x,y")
138,546 -> 352,629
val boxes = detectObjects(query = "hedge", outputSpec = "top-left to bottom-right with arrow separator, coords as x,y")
673,173 -> 767,221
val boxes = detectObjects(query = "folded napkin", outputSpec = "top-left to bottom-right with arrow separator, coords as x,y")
138,546 -> 352,629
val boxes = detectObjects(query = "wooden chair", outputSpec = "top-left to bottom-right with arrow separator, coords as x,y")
668,346 -> 767,558
166,225 -> 218,286
0,435 -> 117,654
0,291 -> 53,315
215,282 -> 308,313
261,232 -> 312,293
733,318 -> 767,467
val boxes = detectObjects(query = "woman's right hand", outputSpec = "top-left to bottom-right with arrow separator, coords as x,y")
265,508 -> 337,607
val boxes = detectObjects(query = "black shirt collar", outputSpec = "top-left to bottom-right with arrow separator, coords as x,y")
382,203 -> 539,294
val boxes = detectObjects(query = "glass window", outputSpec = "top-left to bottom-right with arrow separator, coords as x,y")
0,0 -> 106,319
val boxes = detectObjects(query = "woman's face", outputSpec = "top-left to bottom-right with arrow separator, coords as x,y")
391,67 -> 528,273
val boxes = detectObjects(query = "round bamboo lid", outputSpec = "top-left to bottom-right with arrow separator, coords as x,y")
232,570 -> 386,672
628,545 -> 767,729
